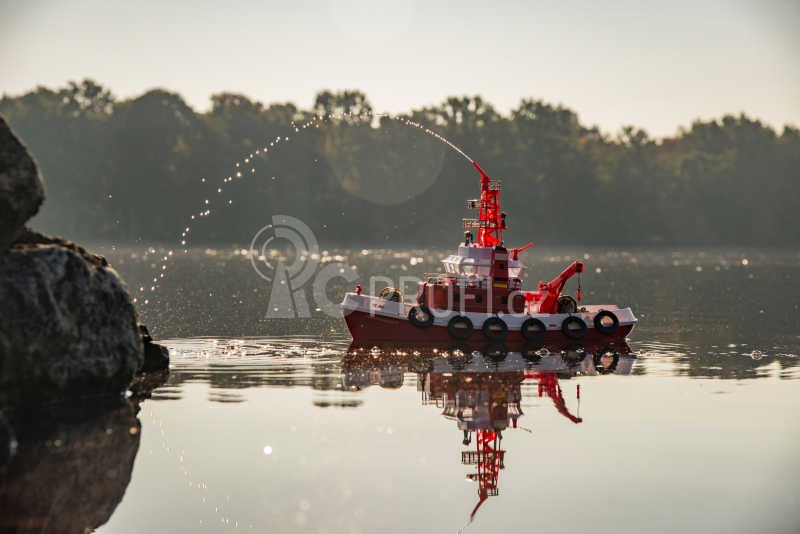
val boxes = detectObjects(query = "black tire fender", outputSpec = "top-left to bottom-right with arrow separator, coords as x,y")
447,315 -> 474,340
483,342 -> 508,362
593,349 -> 619,374
522,342 -> 544,362
562,343 -> 588,363
447,345 -> 474,370
520,317 -> 547,341
593,310 -> 620,336
482,317 -> 508,341
408,305 -> 434,329
561,316 -> 587,340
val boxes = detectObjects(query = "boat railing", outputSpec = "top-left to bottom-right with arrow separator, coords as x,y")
462,218 -> 490,229
421,392 -> 445,406
422,273 -> 491,290
425,274 -> 522,291
461,278 -> 488,290
462,451 -> 505,466
423,273 -> 449,285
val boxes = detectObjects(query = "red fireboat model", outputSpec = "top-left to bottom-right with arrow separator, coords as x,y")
341,162 -> 637,342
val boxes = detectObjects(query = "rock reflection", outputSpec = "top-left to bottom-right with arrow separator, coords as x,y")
129,369 -> 170,404
344,339 -> 635,523
0,372 -> 167,533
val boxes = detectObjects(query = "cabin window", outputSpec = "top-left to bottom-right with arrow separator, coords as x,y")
445,263 -> 456,274
476,295 -> 483,304
508,267 -> 523,278
454,294 -> 461,303
498,263 -> 505,271
462,265 -> 477,275
501,296 -> 508,304
477,266 -> 491,276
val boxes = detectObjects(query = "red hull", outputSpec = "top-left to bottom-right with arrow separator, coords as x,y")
343,309 -> 633,343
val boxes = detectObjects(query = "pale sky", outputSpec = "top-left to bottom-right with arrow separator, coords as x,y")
1,0 -> 798,138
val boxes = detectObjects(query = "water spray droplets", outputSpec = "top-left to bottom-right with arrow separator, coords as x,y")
142,408 -> 251,531
140,110 -> 473,309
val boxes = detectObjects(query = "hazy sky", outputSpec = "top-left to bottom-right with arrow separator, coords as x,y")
1,0 -> 798,137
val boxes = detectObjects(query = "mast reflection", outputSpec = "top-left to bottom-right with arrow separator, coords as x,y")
343,340 -> 635,523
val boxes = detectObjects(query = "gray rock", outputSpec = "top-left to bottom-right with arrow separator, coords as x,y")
11,225 -> 108,267
0,414 -> 15,469
0,229 -> 143,409
0,400 -> 141,533
0,115 -> 46,254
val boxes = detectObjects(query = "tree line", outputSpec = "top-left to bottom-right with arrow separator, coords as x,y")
2,79 -> 798,248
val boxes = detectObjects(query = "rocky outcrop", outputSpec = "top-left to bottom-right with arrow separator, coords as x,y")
0,227 -> 144,409
0,117 -> 45,253
0,114 -> 172,409
138,323 -> 170,373
9,227 -> 170,375
0,401 -> 141,533
10,225 -> 108,267
0,414 -> 15,469
129,368 -> 170,403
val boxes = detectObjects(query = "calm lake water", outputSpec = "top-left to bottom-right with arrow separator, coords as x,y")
22,247 -> 800,532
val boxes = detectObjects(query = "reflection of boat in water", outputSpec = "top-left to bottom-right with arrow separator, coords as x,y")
342,162 -> 637,342
344,339 -> 635,523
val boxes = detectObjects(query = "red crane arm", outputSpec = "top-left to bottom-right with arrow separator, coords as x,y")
537,260 -> 583,314
544,382 -> 582,424
534,371 -> 583,424
544,260 -> 583,291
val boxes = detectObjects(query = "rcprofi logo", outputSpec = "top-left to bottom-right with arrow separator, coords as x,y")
250,215 -> 317,318
250,215 -> 358,318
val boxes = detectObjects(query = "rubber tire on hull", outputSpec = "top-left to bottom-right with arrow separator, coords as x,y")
483,343 -> 508,362
562,343 -> 587,364
593,348 -> 619,375
448,344 -> 473,370
522,342 -> 544,362
408,306 -> 434,329
593,310 -> 620,336
482,317 -> 508,341
561,316 -> 587,340
448,315 -> 474,340
520,317 -> 547,341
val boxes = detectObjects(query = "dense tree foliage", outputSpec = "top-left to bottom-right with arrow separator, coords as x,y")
2,80 -> 797,248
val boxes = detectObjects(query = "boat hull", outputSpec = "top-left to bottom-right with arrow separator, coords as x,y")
343,307 -> 634,342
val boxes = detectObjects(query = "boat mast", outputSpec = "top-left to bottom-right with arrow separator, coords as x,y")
464,162 -> 504,247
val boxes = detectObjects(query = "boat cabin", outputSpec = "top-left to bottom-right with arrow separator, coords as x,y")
419,244 -> 530,314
